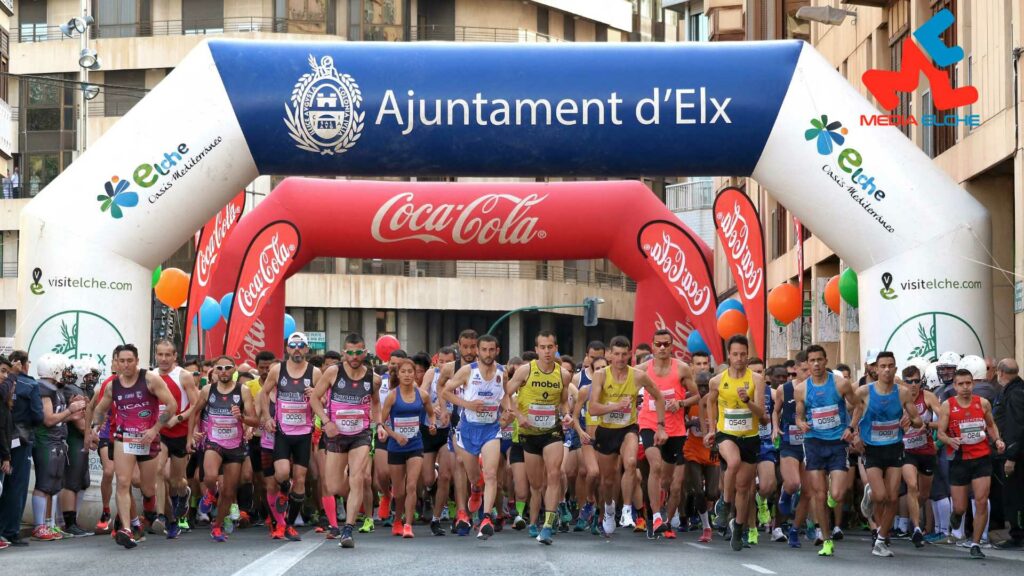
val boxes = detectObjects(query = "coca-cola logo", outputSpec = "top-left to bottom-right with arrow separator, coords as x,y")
653,312 -> 693,360
716,202 -> 763,301
370,192 -> 547,245
237,233 -> 295,318
196,201 -> 243,287
236,318 -> 266,366
643,231 -> 712,316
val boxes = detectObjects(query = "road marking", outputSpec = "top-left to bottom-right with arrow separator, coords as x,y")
685,542 -> 712,550
742,564 -> 776,574
228,530 -> 325,576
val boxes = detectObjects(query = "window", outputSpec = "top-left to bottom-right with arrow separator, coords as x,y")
596,22 -> 607,42
772,205 -> 788,259
94,0 -> 145,39
687,11 -> 707,42
890,30 -> 912,139
103,70 -> 145,116
537,8 -> 549,35
304,308 -> 325,332
346,0 -> 393,40
930,0 -> 957,155
376,310 -> 396,336
18,0 -> 47,42
922,91 -> 934,157
182,0 -> 223,34
781,0 -> 809,41
564,14 -> 575,41
0,27 -> 8,101
21,75 -> 77,195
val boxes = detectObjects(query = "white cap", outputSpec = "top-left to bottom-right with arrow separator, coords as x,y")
287,332 -> 309,345
864,348 -> 879,364
957,354 -> 987,381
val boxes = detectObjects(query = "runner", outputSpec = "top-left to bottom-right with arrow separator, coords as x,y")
189,356 -> 258,542
750,358 -> 777,546
937,368 -> 1006,559
259,332 -> 323,542
374,349 -> 407,528
153,340 -> 198,539
380,356 -> 438,539
684,371 -> 718,543
86,344 -> 178,549
795,344 -> 859,557
310,332 -> 381,548
89,349 -> 121,534
59,360 -> 100,537
418,346 -> 457,536
506,330 -> 572,545
899,363 -> 942,547
570,342 -> 606,534
849,351 -> 925,557
635,329 -> 696,535
772,364 -> 809,547
443,334 -> 508,539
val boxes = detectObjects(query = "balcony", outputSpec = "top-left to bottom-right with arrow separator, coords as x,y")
14,17 -> 331,43
407,25 -> 563,43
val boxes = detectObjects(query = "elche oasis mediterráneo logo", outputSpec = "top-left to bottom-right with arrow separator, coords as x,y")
860,8 -> 979,128
96,176 -> 138,219
97,143 -> 191,218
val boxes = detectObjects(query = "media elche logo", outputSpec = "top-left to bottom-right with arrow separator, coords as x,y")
860,8 -> 979,128
285,55 -> 364,155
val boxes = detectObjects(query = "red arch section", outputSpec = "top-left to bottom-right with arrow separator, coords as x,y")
204,179 -> 719,363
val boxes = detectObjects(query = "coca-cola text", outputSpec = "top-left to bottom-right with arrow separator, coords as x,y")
371,192 -> 545,245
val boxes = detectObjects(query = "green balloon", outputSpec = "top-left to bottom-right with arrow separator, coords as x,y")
839,268 -> 858,308
152,265 -> 163,288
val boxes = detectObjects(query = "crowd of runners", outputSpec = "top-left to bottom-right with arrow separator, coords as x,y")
1,327 -> 1021,561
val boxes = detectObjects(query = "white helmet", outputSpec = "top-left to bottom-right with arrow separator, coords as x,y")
924,363 -> 941,391
957,354 -> 987,381
906,357 -> 930,376
36,352 -> 70,382
74,359 -> 102,386
937,351 -> 960,368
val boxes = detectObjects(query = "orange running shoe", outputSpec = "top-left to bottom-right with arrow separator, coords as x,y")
392,519 -> 404,536
402,524 -> 414,539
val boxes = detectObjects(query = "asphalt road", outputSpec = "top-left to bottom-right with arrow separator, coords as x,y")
4,522 -> 1022,576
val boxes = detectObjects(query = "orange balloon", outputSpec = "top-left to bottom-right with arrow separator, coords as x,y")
825,275 -> 841,315
717,309 -> 749,340
154,267 -> 190,309
768,283 -> 802,324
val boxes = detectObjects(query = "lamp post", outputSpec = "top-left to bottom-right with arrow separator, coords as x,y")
60,0 -> 101,159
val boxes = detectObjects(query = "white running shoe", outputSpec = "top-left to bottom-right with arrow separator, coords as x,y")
872,539 -> 894,557
670,512 -> 682,530
772,527 -> 786,542
861,485 -> 874,519
602,512 -> 616,535
620,511 -> 635,529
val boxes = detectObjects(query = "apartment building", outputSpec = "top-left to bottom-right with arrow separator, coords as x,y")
703,0 -> 1022,368
5,0 -> 711,358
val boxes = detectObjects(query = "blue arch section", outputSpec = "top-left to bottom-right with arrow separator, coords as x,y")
209,40 -> 802,177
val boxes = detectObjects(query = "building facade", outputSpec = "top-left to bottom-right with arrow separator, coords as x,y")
5,0 -> 715,359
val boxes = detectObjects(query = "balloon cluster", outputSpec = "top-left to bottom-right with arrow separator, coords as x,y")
767,268 -> 858,325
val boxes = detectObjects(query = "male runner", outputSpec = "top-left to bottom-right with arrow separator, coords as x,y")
635,330 -> 697,534
899,364 -> 942,547
259,332 -> 322,541
703,335 -> 765,552
850,351 -> 924,557
443,334 -> 508,539
937,368 -> 1006,559
190,356 -> 258,542
570,341 -> 607,533
773,364 -> 809,547
749,357 -> 777,545
154,340 -> 198,538
310,333 -> 381,548
506,330 -> 572,545
691,351 -> 711,376
417,346 -> 456,535
684,371 -> 718,542
86,344 -> 178,549
795,344 -> 859,557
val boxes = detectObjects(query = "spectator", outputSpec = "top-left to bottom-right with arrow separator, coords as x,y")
993,358 -> 1023,549
1,173 -> 10,200
29,172 -> 40,197
10,167 -> 19,199
0,351 -> 43,547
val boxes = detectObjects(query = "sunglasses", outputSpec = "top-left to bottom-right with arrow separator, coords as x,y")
905,378 -> 921,384
191,371 -> 201,377
652,342 -> 672,348
287,342 -> 308,349
213,365 -> 235,371
344,349 -> 366,356
787,372 -> 798,377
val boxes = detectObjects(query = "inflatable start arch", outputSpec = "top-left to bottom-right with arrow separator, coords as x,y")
18,40 -> 991,367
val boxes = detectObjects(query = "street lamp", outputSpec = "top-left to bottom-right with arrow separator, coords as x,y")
795,6 -> 857,26
59,4 -> 101,159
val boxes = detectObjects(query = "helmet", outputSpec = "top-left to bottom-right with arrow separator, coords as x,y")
906,357 -> 930,376
74,359 -> 102,386
59,360 -> 78,386
36,352 -> 70,382
924,363 -> 941,391
957,354 -> 987,381
937,351 -> 960,368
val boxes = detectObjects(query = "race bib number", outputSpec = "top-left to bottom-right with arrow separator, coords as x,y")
787,425 -> 804,446
471,402 -> 499,424
11,437 -> 20,449
759,422 -> 772,439
211,416 -> 239,442
649,388 -> 676,412
603,411 -> 630,426
280,401 -> 309,426
501,425 -> 514,441
394,416 -> 420,438
122,432 -> 150,456
870,419 -> 901,443
903,428 -> 927,450
810,405 -> 841,430
960,419 -> 986,445
723,408 -> 753,433
334,409 -> 367,434
528,403 -> 556,429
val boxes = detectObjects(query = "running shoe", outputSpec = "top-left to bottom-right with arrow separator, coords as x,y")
653,515 -> 666,534
359,517 -> 375,533
478,517 -> 494,540
590,515 -> 600,536
115,528 -> 137,549
430,519 -> 445,536
537,525 -> 553,545
558,502 -> 572,524
969,544 -> 985,559
730,520 -> 743,551
872,539 -> 894,557
860,485 -> 874,519
50,525 -> 69,540
634,516 -> 646,533
603,512 -> 616,535
379,494 -> 392,523
772,527 -> 786,542
31,526 -> 57,541
392,519 -> 404,537
748,526 -> 759,545
455,510 -> 472,536
778,491 -> 794,517
284,526 -> 301,541
211,525 -> 227,542
699,528 -> 712,543
574,515 -> 588,532
95,511 -> 111,533
513,515 -> 527,530
912,528 -> 925,548
402,524 -> 414,539
340,524 -> 355,548
814,528 -> 824,546
671,512 -> 682,530
228,503 -> 240,522
528,524 -> 539,538
177,517 -> 191,533
756,494 -> 771,526
64,524 -> 93,538
788,526 -> 801,548
199,490 -> 217,516
223,516 -> 234,535
165,522 -> 181,540
923,531 -> 945,544
818,538 -> 834,556
620,510 -> 636,529
131,522 -> 146,543
271,524 -> 285,540
327,526 -> 341,539
664,529 -> 678,540
174,487 -> 191,520
831,526 -> 844,541
827,492 -> 837,509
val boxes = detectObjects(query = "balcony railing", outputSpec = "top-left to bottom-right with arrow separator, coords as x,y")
298,259 -> 635,292
408,25 -> 564,43
666,178 -> 714,212
0,261 -> 17,277
14,17 -> 331,43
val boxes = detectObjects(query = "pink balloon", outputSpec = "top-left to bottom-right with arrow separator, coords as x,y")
376,335 -> 401,362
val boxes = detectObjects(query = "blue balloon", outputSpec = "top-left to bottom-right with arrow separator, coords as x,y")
199,296 -> 221,330
716,299 -> 745,318
220,293 -> 234,321
687,330 -> 710,355
283,313 -> 296,337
